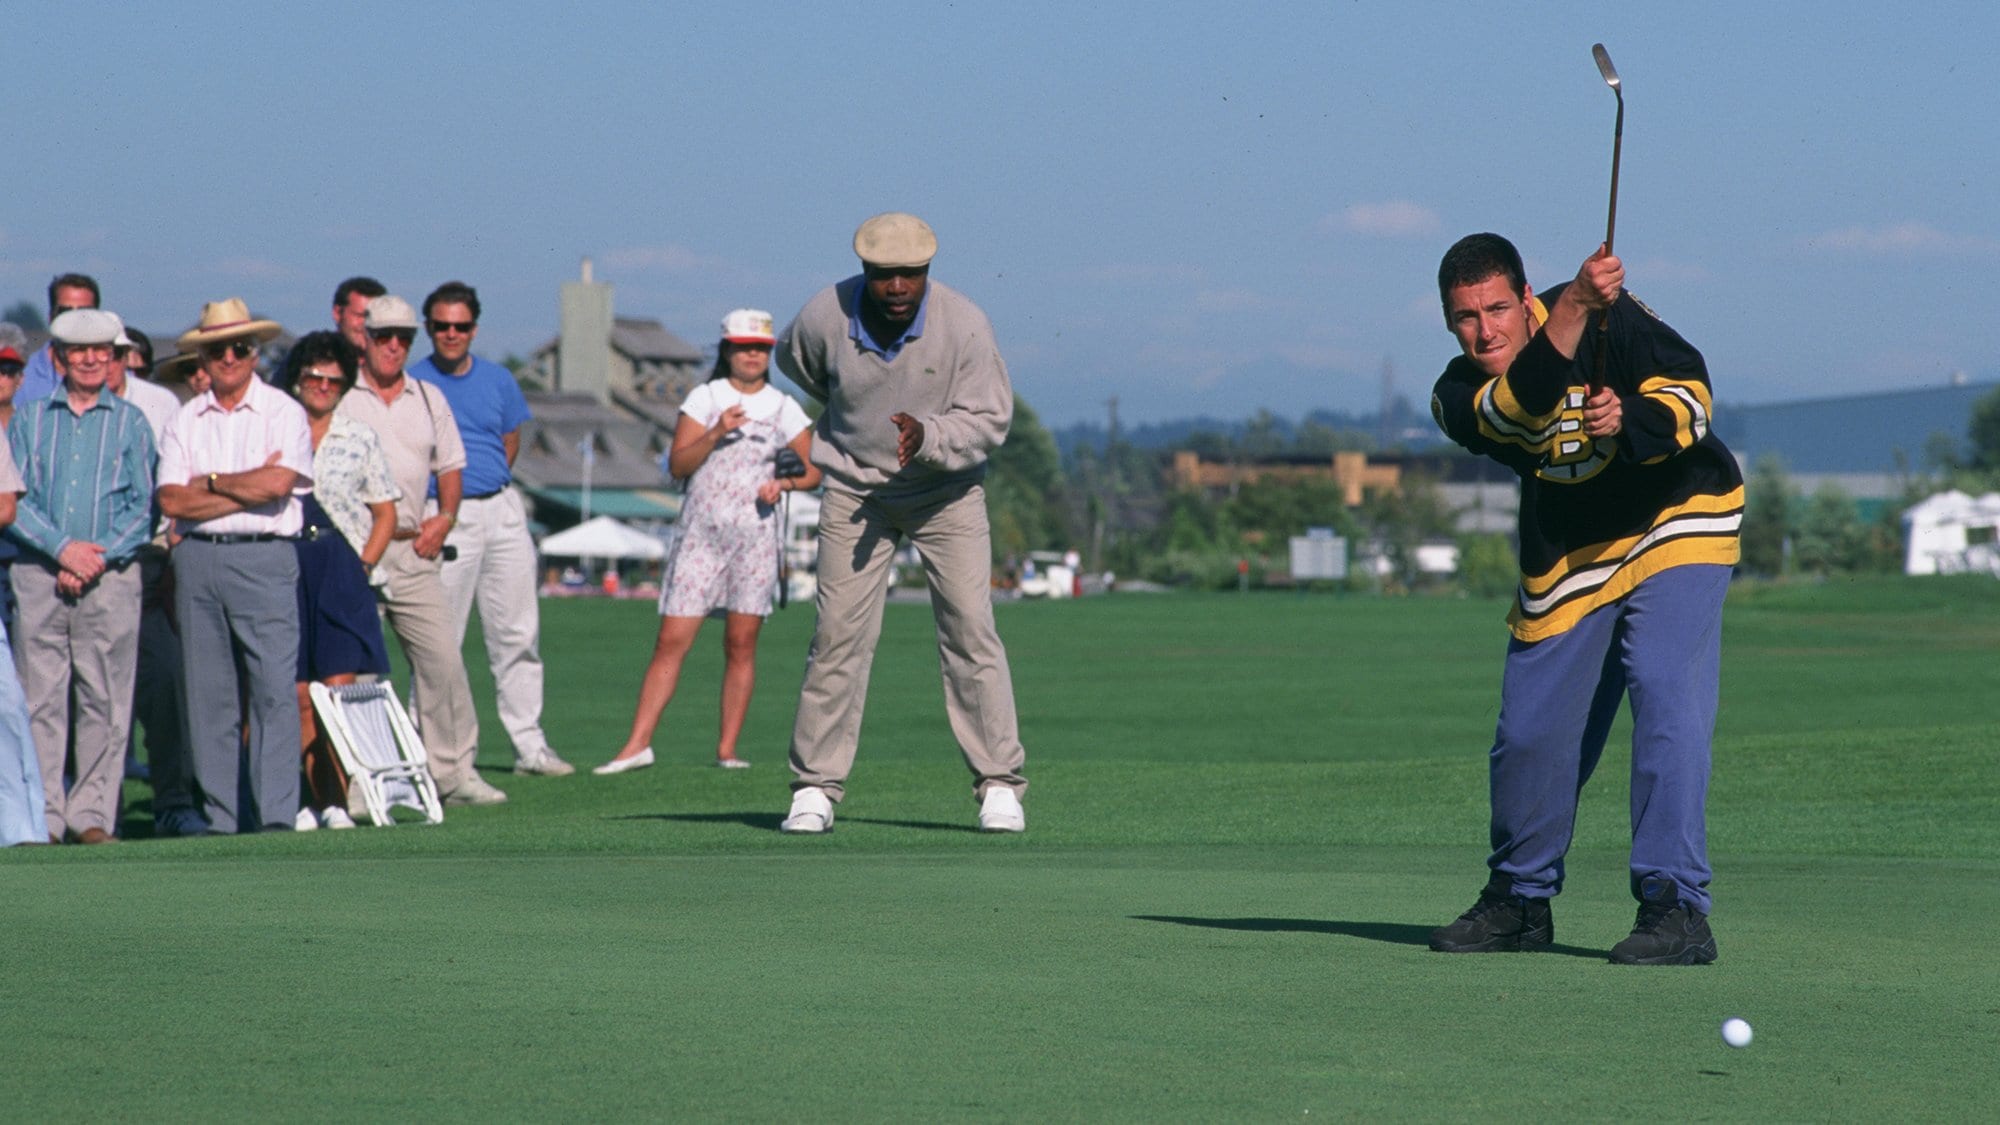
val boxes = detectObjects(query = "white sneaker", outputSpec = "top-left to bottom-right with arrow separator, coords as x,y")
592,747 -> 655,775
443,774 -> 509,806
978,787 -> 1025,833
780,787 -> 834,834
716,756 -> 751,769
319,806 -> 356,830
294,807 -> 320,832
516,749 -> 576,777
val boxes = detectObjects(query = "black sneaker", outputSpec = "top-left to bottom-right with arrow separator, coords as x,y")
1429,875 -> 1553,953
1608,898 -> 1717,965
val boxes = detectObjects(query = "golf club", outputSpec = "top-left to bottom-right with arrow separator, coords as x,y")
1590,42 -> 1623,392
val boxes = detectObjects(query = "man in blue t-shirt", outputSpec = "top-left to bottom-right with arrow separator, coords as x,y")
409,281 -> 572,777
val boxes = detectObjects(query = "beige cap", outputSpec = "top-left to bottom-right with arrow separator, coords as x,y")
52,309 -> 124,346
364,295 -> 420,331
853,212 -> 937,268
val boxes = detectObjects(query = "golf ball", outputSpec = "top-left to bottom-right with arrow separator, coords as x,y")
1721,1017 -> 1753,1048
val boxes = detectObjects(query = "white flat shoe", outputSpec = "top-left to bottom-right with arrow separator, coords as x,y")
716,757 -> 752,769
593,747 -> 656,775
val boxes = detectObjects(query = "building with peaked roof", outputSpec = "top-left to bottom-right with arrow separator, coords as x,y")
511,392 -> 682,527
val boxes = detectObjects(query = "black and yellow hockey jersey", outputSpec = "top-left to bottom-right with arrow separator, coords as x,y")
1431,284 -> 1743,641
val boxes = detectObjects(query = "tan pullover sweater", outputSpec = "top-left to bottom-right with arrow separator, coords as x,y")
776,276 -> 1012,495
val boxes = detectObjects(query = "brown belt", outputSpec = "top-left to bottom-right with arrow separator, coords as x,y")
392,529 -> 421,541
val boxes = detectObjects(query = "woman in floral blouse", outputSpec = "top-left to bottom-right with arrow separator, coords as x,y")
276,331 -> 400,829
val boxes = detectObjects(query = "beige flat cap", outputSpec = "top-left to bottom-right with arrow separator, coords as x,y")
853,212 -> 937,268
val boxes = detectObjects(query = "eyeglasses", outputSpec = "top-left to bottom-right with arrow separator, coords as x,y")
0,366 -> 23,378
201,340 -> 259,362
369,329 -> 416,346
428,319 -> 476,335
61,343 -> 117,359
54,304 -> 94,316
296,372 -> 346,389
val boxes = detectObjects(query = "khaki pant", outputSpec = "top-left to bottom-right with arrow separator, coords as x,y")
789,482 -> 1026,803
378,540 -> 481,791
438,488 -> 550,762
13,561 -> 141,839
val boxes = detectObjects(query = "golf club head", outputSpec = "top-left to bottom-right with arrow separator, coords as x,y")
1592,43 -> 1621,92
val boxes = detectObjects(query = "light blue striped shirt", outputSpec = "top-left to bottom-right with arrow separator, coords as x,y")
6,391 -> 157,565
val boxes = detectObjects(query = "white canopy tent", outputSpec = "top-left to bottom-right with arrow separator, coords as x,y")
537,516 -> 666,560
1902,490 -> 2000,576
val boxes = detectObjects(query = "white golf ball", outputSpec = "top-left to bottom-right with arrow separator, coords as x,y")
1721,1017 -> 1753,1048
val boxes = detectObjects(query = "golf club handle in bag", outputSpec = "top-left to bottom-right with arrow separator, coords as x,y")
772,447 -> 809,609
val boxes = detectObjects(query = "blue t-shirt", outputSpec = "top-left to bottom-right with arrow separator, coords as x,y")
17,346 -> 62,403
409,354 -> 532,497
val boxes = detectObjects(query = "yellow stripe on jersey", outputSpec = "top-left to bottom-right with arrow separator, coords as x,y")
1475,375 -> 1564,453
1636,376 -> 1714,464
1507,487 -> 1745,642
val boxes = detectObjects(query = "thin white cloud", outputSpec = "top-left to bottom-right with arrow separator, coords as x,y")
1808,221 -> 1998,255
1322,200 -> 1442,238
598,244 -> 718,273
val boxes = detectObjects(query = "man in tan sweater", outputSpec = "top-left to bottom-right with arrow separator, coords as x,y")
774,212 -> 1027,834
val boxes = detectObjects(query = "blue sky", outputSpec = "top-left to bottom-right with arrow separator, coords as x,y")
7,2 -> 1996,427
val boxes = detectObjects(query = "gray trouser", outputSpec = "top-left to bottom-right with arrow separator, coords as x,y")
12,560 -> 141,839
132,547 -> 194,813
173,539 -> 300,834
378,540 -> 481,791
789,482 -> 1026,803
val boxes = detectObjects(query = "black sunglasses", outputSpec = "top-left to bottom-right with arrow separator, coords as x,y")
200,340 -> 259,361
428,319 -> 476,335
369,329 -> 417,345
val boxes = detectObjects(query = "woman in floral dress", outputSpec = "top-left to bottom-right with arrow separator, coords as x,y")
595,310 -> 819,774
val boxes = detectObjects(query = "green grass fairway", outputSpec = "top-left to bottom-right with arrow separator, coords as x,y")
5,578 -> 1996,1120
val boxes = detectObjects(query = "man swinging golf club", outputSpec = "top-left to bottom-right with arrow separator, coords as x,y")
1426,231 -> 1744,964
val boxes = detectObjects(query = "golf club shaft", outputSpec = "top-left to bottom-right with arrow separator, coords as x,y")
1593,77 -> 1625,393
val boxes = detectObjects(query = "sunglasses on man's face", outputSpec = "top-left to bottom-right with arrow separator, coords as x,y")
428,319 -> 475,335
369,330 -> 416,347
201,340 -> 259,362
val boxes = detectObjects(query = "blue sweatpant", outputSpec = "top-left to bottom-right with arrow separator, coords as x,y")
1487,564 -> 1729,912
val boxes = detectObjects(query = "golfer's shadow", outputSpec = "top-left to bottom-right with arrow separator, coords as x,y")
1131,915 -> 1605,959
616,812 -> 978,834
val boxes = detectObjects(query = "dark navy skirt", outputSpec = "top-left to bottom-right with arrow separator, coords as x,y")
294,493 -> 390,682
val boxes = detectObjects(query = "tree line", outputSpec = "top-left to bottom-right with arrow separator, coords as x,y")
991,388 -> 2000,592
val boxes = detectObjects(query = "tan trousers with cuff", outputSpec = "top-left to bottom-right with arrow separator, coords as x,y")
788,482 -> 1026,803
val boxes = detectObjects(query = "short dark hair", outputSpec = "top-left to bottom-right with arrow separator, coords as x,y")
47,273 -> 101,319
121,326 -> 155,375
1437,233 -> 1527,307
276,330 -> 360,397
422,280 -> 481,322
333,276 -> 387,309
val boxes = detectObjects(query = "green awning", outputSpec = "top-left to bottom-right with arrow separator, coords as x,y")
524,487 -> 682,521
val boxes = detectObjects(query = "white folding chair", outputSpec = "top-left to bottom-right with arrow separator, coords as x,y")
310,682 -> 445,827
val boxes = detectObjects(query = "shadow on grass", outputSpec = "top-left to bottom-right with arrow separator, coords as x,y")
616,812 -> 980,834
1130,915 -> 1606,959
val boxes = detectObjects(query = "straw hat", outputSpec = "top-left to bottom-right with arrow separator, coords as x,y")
177,297 -> 283,352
